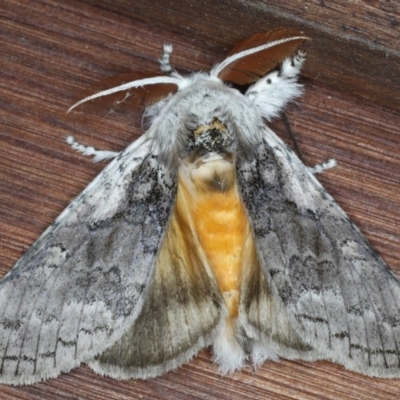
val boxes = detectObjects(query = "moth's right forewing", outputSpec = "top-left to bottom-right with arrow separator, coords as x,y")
238,236 -> 315,358
238,128 -> 400,378
0,135 -> 177,385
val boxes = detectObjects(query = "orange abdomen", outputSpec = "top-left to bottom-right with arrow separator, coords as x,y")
176,161 -> 252,317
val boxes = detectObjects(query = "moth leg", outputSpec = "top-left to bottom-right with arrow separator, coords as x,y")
307,158 -> 337,174
280,49 -> 307,79
246,51 -> 307,120
159,44 -> 173,73
66,136 -> 120,162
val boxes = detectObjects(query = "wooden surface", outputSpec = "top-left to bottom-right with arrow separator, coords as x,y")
0,0 -> 399,399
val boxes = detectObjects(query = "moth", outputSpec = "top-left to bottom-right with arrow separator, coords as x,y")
1,29 -> 400,386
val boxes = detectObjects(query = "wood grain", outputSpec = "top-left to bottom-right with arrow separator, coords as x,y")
0,0 -> 399,399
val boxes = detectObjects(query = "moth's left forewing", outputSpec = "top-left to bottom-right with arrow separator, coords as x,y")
89,163 -> 227,379
0,134 -> 179,385
238,128 -> 400,377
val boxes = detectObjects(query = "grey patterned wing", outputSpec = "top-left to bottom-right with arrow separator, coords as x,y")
238,129 -> 400,377
90,199 -> 226,379
0,137 -> 177,385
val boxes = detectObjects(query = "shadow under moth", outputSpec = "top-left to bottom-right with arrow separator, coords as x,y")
1,29 -> 400,386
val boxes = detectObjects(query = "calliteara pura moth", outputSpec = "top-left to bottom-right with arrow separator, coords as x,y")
1,29 -> 400,386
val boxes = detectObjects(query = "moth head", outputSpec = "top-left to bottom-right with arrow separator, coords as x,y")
68,30 -> 308,169
184,117 -> 236,161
